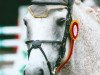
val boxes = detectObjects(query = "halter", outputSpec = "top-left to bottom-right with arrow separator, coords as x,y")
25,0 -> 79,75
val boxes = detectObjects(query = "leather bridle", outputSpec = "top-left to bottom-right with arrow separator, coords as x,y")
25,0 -> 74,75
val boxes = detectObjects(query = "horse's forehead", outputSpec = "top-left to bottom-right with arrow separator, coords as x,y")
28,5 -> 67,18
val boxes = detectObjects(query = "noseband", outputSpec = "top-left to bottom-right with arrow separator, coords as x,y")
25,1 -> 76,75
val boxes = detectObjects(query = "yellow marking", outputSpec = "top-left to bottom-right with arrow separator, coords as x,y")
28,5 -> 67,18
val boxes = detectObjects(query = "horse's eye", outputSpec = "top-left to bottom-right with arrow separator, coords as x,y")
23,19 -> 27,26
56,18 -> 65,26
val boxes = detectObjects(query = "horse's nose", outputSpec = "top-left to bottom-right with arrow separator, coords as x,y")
38,68 -> 44,75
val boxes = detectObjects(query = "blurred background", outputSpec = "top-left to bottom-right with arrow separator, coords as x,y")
0,0 -> 31,75
0,0 -> 99,75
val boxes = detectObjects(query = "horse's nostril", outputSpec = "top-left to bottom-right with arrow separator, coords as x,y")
39,69 -> 44,75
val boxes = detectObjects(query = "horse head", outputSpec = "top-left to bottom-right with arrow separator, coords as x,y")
23,0 -> 77,75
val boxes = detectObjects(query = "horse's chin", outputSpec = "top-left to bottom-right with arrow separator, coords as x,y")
25,44 -> 59,75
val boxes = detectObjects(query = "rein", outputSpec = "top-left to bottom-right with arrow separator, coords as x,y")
25,0 -> 79,75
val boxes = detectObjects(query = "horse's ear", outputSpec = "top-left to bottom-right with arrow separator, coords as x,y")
23,18 -> 28,26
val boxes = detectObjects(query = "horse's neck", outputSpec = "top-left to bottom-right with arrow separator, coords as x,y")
60,3 -> 100,75
72,3 -> 100,38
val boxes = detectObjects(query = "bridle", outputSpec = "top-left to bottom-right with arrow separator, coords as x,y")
24,0 -> 78,75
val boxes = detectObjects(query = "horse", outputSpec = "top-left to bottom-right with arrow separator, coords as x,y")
23,0 -> 100,75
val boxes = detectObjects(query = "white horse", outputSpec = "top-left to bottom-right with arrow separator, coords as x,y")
23,0 -> 100,75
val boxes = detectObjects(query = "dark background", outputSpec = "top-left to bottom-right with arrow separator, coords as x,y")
0,0 -> 31,26
95,0 -> 100,6
0,0 -> 99,26
0,0 -> 31,54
